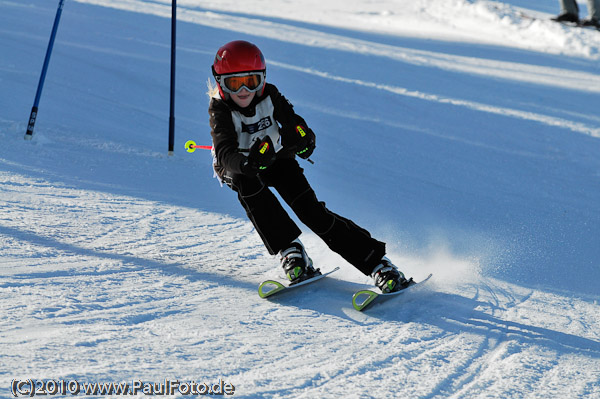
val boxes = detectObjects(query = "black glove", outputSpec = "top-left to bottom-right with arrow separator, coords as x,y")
281,124 -> 315,159
242,135 -> 277,175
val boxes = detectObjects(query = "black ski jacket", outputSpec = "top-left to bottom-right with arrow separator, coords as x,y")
208,83 -> 308,180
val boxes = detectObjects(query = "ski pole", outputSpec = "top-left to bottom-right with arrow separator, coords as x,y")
185,140 -> 213,153
184,140 -> 314,164
25,0 -> 66,140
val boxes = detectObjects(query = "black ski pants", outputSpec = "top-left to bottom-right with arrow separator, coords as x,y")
225,158 -> 385,276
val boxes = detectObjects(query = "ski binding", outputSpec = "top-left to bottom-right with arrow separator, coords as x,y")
352,273 -> 433,311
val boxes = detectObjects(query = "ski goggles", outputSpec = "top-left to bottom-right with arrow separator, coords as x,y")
217,72 -> 265,94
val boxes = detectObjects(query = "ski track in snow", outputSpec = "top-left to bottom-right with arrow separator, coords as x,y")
2,170 -> 599,397
268,60 -> 600,138
69,0 -> 600,140
2,0 -> 600,397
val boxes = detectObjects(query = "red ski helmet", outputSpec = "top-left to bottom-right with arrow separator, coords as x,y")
212,40 -> 267,98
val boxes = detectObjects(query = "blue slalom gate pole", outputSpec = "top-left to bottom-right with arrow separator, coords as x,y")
25,0 -> 66,140
168,0 -> 176,155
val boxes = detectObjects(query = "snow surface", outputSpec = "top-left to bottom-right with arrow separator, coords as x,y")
1,0 -> 600,397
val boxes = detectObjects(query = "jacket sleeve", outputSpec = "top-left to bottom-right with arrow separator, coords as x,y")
208,98 -> 247,175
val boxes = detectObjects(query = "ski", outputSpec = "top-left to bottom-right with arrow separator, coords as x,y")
552,20 -> 599,30
352,273 -> 433,311
517,11 -> 600,31
258,266 -> 340,299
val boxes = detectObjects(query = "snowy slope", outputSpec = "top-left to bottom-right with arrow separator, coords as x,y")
1,0 -> 599,398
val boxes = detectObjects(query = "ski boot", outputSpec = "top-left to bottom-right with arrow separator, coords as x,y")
371,257 -> 412,293
581,18 -> 600,29
551,12 -> 579,24
280,239 -> 318,285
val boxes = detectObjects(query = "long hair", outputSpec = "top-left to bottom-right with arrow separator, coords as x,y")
206,78 -> 222,99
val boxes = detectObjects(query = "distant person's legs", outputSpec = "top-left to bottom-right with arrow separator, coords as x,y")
582,0 -> 600,24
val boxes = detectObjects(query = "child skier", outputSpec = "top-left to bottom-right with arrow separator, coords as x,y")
208,40 -> 411,293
